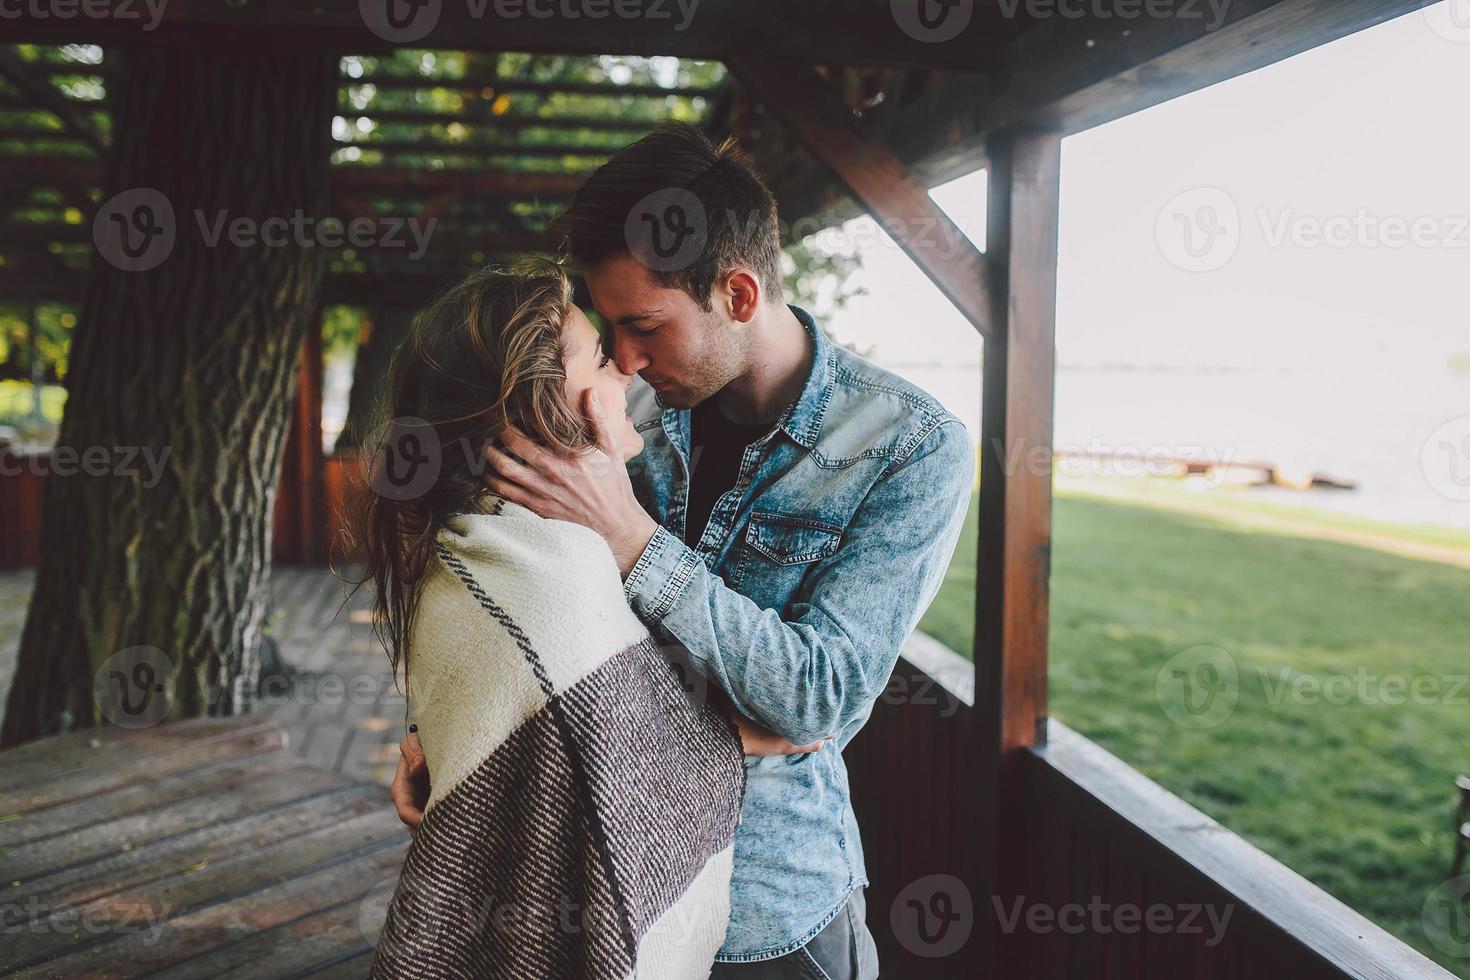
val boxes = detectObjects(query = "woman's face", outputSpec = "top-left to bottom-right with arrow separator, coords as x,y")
562,304 -> 644,461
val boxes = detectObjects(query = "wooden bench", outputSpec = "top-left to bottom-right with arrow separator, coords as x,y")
0,716 -> 405,977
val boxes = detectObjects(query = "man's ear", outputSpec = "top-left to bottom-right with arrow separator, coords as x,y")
722,268 -> 763,325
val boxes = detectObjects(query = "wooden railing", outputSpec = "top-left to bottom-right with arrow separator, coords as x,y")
845,635 -> 1459,979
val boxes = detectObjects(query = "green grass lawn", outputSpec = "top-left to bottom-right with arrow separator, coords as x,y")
918,477 -> 1470,975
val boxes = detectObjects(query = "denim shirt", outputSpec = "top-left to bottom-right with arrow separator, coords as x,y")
621,306 -> 974,960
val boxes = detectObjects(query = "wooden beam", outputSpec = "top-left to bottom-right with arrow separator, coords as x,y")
0,269 -> 535,308
725,57 -> 994,339
335,139 -> 619,159
749,0 -> 1418,234
972,127 -> 1062,969
31,65 -> 721,99
0,220 -> 557,251
0,222 -> 91,244
1,1 -> 991,68
333,109 -> 672,131
330,166 -> 585,198
342,75 -> 719,98
980,0 -> 1422,135
0,49 -> 110,156
0,158 -> 586,199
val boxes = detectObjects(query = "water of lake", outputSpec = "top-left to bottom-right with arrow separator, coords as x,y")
881,361 -> 1470,531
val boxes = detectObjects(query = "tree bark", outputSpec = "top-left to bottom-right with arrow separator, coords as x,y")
337,306 -> 415,452
1,46 -> 336,747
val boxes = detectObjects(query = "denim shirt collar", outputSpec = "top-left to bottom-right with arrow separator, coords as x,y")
774,305 -> 835,451
654,304 -> 835,452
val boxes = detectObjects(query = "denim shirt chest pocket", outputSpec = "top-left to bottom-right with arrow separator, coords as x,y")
728,512 -> 843,597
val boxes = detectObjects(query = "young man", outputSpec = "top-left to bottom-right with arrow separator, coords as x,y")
391,124 -> 973,978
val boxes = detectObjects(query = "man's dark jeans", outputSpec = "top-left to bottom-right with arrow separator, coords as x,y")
710,888 -> 880,979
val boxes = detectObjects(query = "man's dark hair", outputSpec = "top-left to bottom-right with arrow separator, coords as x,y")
559,123 -> 783,310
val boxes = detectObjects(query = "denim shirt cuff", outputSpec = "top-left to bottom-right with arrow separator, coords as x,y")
623,524 -> 701,622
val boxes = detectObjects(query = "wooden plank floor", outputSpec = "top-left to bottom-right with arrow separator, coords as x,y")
0,567 -> 408,788
0,716 -> 405,977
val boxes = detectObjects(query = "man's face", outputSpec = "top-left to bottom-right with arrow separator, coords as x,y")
582,253 -> 746,410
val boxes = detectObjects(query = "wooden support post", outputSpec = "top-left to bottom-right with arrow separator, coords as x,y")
974,128 -> 1063,971
723,56 -> 994,341
730,56 -> 1064,976
276,307 -> 327,565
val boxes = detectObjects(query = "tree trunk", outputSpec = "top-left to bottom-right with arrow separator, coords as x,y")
0,46 -> 336,747
337,306 -> 415,452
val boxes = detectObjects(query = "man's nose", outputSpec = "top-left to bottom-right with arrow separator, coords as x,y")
613,334 -> 649,377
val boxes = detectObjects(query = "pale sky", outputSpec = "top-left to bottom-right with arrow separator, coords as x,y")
823,3 -> 1470,376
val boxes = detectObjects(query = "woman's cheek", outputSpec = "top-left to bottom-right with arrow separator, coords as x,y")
621,425 -> 645,460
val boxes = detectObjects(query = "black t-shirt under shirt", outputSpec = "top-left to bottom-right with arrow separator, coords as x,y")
684,398 -> 772,547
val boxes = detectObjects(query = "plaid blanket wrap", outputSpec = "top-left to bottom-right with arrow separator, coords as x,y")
371,495 -> 746,979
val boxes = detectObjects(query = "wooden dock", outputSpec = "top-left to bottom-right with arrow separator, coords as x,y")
0,716 -> 405,977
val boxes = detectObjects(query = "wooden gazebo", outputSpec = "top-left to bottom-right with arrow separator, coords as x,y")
0,2 -> 1456,976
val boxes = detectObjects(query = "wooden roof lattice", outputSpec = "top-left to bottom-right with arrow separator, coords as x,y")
0,0 -> 1427,309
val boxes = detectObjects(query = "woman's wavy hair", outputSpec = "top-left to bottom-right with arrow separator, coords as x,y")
338,257 -> 594,682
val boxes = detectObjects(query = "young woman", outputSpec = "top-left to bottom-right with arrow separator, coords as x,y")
347,260 -> 817,979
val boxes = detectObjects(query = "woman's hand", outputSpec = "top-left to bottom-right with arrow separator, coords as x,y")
391,729 -> 430,834
731,712 -> 831,756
